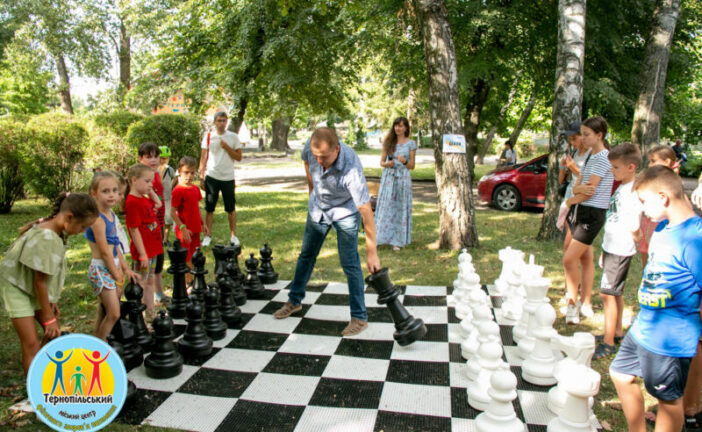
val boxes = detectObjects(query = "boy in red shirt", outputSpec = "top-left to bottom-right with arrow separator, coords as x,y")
171,157 -> 208,281
138,142 -> 169,304
124,163 -> 163,310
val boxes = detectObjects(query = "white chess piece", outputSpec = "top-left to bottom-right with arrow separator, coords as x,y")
462,320 -> 500,363
501,263 -> 525,322
468,341 -> 508,411
460,303 -> 493,344
493,247 -> 524,295
522,303 -> 558,385
547,363 -> 601,432
476,369 -> 527,432
549,333 -> 596,416
513,275 -> 550,344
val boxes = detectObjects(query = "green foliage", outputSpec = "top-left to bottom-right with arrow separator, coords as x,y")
92,111 -> 145,137
0,35 -> 53,115
125,114 -> 203,167
21,112 -> 88,200
0,118 -> 29,213
680,151 -> 702,178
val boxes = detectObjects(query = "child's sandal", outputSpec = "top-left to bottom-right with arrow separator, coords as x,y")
685,410 -> 702,430
593,342 -> 616,360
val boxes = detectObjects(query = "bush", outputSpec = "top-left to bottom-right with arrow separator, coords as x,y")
680,151 -> 702,178
84,111 -> 143,175
23,112 -> 88,200
125,114 -> 203,168
0,119 -> 29,213
91,111 -> 144,136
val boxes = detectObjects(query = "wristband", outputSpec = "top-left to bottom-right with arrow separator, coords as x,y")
558,165 -> 567,170
179,224 -> 186,230
43,317 -> 57,327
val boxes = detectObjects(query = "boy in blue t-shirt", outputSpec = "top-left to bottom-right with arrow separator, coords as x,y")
610,165 -> 702,432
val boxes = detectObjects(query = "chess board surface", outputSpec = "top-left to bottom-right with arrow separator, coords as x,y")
116,281 -> 602,432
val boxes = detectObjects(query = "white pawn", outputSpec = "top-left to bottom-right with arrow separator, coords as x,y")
547,363 -> 600,432
458,248 -> 472,266
476,370 -> 527,432
460,304 -> 492,345
462,320 -> 500,364
513,276 -> 550,345
522,303 -> 558,385
468,341 -> 507,411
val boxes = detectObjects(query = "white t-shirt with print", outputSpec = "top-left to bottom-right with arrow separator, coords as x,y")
602,181 -> 642,256
201,130 -> 242,181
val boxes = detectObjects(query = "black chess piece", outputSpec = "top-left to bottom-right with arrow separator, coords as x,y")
225,259 -> 247,306
109,316 -> 143,371
257,243 -> 279,284
177,301 -> 213,358
217,275 -> 242,327
212,244 -> 230,278
167,240 -> 189,319
365,268 -> 427,346
203,284 -> 228,340
109,340 -> 137,402
124,280 -> 153,353
226,243 -> 245,285
145,310 -> 184,379
243,253 -> 265,299
190,248 -> 208,307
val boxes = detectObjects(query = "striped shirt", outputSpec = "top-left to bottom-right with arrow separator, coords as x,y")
580,149 -> 614,209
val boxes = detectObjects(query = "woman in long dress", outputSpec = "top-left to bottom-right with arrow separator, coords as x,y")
374,117 -> 417,251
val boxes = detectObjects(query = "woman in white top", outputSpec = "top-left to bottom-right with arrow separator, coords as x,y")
499,141 -> 517,166
562,116 -> 614,325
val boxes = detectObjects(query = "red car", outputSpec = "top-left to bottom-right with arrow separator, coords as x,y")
477,154 -> 548,211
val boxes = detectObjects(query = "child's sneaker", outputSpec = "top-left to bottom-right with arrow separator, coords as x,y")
202,236 -> 212,247
566,303 -> 580,325
580,304 -> 594,318
230,235 -> 240,247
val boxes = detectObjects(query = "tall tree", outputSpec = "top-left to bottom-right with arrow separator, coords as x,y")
476,75 -> 519,164
631,0 -> 681,154
412,0 -> 479,249
537,0 -> 586,241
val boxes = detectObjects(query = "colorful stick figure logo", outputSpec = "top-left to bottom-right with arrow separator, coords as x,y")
27,334 -> 127,432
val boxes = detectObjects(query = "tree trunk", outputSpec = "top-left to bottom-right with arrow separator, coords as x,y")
476,76 -> 520,164
412,0 -> 478,249
463,79 -> 490,158
117,19 -> 131,99
508,90 -> 537,146
228,99 -> 248,134
271,116 -> 292,151
631,0 -> 681,158
537,0 -> 586,241
54,53 -> 73,114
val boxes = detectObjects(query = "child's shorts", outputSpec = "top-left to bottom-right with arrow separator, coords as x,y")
610,333 -> 692,401
89,258 -> 120,296
132,257 -> 157,281
567,204 -> 606,246
154,253 -> 164,275
0,284 -> 39,318
600,251 -> 633,296
176,230 -> 201,263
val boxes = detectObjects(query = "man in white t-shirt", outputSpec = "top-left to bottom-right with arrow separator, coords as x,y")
198,111 -> 243,247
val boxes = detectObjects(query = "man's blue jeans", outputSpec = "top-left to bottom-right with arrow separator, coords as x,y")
288,212 -> 367,321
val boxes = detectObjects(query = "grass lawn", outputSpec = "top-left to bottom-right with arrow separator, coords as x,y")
0,192 -> 649,431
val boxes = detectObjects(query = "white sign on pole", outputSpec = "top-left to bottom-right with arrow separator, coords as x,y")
442,134 -> 466,154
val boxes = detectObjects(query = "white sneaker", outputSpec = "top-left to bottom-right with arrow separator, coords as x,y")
201,236 -> 212,247
560,299 -> 581,315
566,303 -> 580,325
580,304 -> 594,318
230,235 -> 240,247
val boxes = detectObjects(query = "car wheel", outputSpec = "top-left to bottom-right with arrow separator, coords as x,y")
493,184 -> 521,211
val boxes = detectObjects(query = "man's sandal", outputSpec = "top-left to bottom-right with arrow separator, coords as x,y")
593,342 -> 617,360
341,318 -> 368,336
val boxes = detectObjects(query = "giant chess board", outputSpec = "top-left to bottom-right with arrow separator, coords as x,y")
115,280 -> 602,432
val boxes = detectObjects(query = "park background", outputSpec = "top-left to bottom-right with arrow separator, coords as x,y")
1,0 -> 702,431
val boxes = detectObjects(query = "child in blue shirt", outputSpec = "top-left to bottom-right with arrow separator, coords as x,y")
610,165 -> 702,432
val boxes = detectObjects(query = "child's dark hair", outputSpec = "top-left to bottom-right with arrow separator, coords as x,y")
174,156 -> 197,188
89,171 -> 120,194
138,142 -> 160,158
608,142 -> 641,167
582,115 -> 609,148
19,193 -> 98,242
648,145 -> 677,164
634,165 -> 684,199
